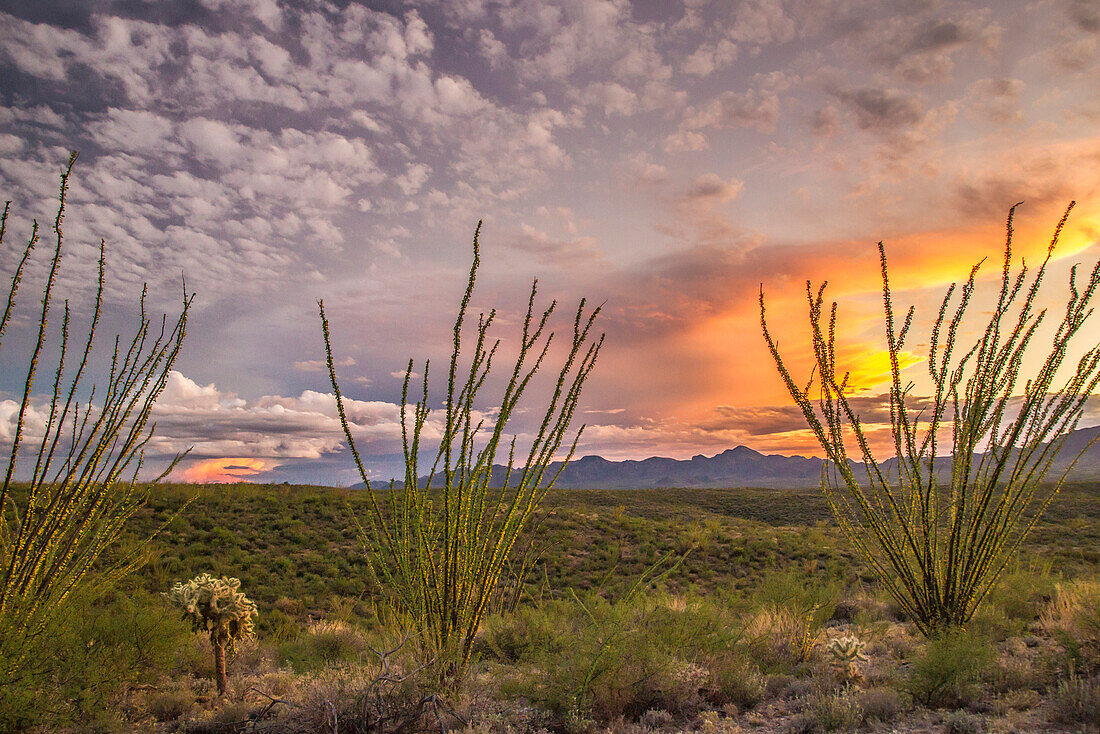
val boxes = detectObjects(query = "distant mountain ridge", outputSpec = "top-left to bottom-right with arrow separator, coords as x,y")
355,426 -> 1100,489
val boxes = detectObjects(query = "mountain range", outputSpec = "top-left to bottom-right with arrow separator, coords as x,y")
360,426 -> 1100,489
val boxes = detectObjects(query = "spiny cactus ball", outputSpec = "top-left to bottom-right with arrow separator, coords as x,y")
166,573 -> 258,650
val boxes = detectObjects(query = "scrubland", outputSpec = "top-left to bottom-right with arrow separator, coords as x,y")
6,481 -> 1099,733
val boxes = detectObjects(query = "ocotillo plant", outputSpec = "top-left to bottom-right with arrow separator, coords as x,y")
320,222 -> 602,681
760,203 -> 1100,635
166,574 -> 257,696
0,154 -> 192,683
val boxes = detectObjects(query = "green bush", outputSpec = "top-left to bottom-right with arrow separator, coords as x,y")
0,590 -> 190,731
495,591 -> 754,724
971,562 -> 1058,638
705,651 -> 766,710
743,571 -> 839,674
906,629 -> 993,708
277,619 -> 370,672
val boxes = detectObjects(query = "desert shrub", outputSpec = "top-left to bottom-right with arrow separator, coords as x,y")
857,686 -> 902,723
990,687 -> 1040,714
971,562 -> 1058,639
278,619 -> 371,672
743,569 -> 838,674
761,204 -> 1100,636
988,653 -> 1046,696
987,562 -> 1057,623
1051,669 -> 1100,725
283,649 -> 449,734
704,651 -> 766,710
498,590 -> 753,724
941,710 -> 986,734
186,700 -> 260,733
745,606 -> 823,674
52,590 -> 190,719
803,686 -> 863,732
0,589 -> 189,731
906,629 -> 993,709
477,604 -> 560,663
147,690 -> 195,722
1042,577 -> 1100,673
321,223 -> 602,680
0,155 -> 192,702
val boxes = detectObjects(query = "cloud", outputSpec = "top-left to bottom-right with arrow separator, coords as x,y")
965,78 -> 1025,124
140,372 -> 421,466
294,357 -> 355,373
395,163 -> 432,196
578,82 -> 638,116
0,4 -> 578,310
682,173 -> 744,204
663,130 -> 709,153
501,0 -> 670,84
728,0 -> 797,46
624,153 -> 669,185
681,38 -> 738,76
477,28 -> 508,68
1068,0 -> 1100,33
833,8 -> 1002,84
835,87 -> 925,131
507,224 -> 602,264
681,87 -> 781,134
811,103 -> 842,136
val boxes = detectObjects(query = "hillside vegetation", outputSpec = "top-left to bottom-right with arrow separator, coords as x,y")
10,481 -> 1100,732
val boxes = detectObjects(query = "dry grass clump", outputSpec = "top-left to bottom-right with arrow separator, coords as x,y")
940,710 -> 986,734
146,688 -> 196,722
856,685 -> 903,724
745,606 -> 824,673
801,686 -> 863,732
1051,669 -> 1100,726
277,618 -> 374,672
1042,578 -> 1100,672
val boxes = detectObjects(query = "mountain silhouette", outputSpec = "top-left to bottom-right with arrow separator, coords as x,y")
354,425 -> 1100,489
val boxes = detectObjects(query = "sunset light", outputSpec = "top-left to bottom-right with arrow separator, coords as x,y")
0,0 -> 1096,485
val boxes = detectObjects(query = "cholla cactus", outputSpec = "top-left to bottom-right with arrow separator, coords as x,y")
828,634 -> 868,682
167,574 -> 257,695
827,635 -> 868,664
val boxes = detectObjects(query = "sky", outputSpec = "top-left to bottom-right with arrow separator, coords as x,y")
1,0 -> 1100,485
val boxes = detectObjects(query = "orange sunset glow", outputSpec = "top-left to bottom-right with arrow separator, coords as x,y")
174,458 -> 279,484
